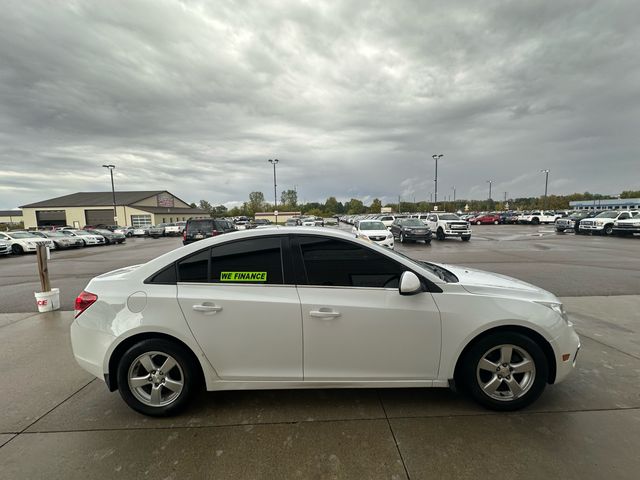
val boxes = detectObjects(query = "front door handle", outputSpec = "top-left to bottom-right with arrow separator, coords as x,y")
309,309 -> 341,319
193,304 -> 223,313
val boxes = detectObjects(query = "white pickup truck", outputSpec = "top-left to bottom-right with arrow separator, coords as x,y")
163,223 -> 182,236
518,211 -> 561,225
423,213 -> 472,241
580,210 -> 639,235
613,214 -> 640,236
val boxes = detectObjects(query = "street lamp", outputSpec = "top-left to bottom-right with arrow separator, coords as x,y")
432,154 -> 443,204
102,164 -> 117,225
486,180 -> 493,203
540,169 -> 550,209
268,159 -> 279,224
452,186 -> 456,203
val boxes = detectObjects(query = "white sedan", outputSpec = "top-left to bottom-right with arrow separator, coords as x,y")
71,227 -> 580,416
0,231 -> 54,254
63,230 -> 105,246
352,220 -> 394,249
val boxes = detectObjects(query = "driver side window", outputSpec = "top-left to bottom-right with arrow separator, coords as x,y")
297,236 -> 405,288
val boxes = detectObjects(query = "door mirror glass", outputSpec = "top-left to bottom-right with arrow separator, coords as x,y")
399,271 -> 422,295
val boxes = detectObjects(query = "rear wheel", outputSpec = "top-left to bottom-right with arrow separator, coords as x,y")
476,221 -> 482,225
117,339 -> 199,417
461,332 -> 548,411
531,217 -> 540,225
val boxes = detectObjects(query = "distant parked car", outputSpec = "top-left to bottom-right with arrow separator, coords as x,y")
0,239 -> 11,255
114,226 -> 135,237
0,231 -> 55,254
352,220 -> 394,249
183,218 -> 236,245
285,218 -> 301,226
555,211 -> 596,233
579,211 -> 639,236
62,230 -> 106,246
32,230 -> 84,249
132,226 -> 150,237
87,229 -> 126,245
472,214 -> 501,225
389,218 -> 432,244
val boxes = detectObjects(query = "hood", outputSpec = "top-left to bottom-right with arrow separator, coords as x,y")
360,229 -> 390,236
440,264 -> 558,302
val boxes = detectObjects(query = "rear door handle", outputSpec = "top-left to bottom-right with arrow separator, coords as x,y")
309,309 -> 341,319
193,304 -> 223,313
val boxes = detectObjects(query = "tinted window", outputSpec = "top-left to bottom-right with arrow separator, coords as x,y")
150,263 -> 177,284
298,237 -> 404,288
210,237 -> 283,284
178,250 -> 209,282
187,220 -> 213,232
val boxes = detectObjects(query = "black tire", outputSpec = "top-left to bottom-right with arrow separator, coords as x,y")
461,331 -> 548,411
399,233 -> 405,243
603,224 -> 614,236
493,220 -> 499,225
531,218 -> 540,225
53,241 -> 62,249
117,339 -> 200,417
425,239 -> 431,246
11,244 -> 23,254
436,228 -> 445,241
461,236 -> 471,242
556,228 -> 565,233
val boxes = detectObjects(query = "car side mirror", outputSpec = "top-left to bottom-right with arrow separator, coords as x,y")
399,271 -> 422,295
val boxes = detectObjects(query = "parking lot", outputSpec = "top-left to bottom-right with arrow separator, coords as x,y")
1,225 -> 639,479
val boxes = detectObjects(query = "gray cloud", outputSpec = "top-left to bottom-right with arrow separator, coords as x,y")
1,0 -> 639,209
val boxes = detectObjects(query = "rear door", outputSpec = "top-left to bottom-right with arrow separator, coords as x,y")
177,236 -> 303,380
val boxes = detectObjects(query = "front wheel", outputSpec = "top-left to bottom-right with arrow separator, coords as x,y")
436,229 -> 445,241
556,228 -> 565,233
603,224 -> 614,236
476,221 -> 481,225
461,332 -> 548,411
493,220 -> 499,225
399,233 -> 405,243
117,339 -> 199,417
11,244 -> 24,254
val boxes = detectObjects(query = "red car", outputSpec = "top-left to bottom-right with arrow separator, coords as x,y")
472,214 -> 501,225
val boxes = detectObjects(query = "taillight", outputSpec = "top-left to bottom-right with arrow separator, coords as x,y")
75,291 -> 98,318
211,229 -> 220,236
182,230 -> 186,241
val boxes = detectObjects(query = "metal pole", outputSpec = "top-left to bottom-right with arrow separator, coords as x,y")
268,159 -> 279,224
432,154 -> 443,204
540,169 -> 550,209
102,165 -> 117,225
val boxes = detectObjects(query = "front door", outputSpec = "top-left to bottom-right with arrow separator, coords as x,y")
293,236 -> 441,381
177,236 -> 302,380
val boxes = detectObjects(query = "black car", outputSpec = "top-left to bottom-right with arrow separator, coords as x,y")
555,211 -> 598,233
389,218 -> 432,244
183,218 -> 236,245
86,229 -> 126,245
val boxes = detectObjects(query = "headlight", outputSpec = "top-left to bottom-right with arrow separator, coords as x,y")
595,220 -> 604,225
387,233 -> 393,239
536,302 -> 571,325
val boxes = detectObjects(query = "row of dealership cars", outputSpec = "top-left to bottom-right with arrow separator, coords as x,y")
0,227 -> 127,256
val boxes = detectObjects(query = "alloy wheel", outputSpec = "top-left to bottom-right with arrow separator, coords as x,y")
127,351 -> 184,407
476,344 -> 536,402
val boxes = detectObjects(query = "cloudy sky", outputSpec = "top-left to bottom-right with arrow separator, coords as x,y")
1,0 -> 639,209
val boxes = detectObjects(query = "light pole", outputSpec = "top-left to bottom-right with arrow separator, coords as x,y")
268,159 -> 279,223
487,180 -> 493,208
432,154 -> 443,204
452,186 -> 456,202
540,169 -> 550,209
102,164 -> 117,225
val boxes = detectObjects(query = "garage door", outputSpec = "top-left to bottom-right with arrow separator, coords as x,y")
36,210 -> 67,227
85,209 -> 115,227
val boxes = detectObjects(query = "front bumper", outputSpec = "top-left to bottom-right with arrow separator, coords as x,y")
373,237 -> 395,249
551,326 -> 581,384
443,229 -> 471,236
400,230 -> 432,240
579,224 -> 604,231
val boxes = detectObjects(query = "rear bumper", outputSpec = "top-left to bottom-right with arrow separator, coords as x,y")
70,318 -> 115,381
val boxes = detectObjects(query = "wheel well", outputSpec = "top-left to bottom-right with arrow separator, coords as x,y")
107,332 -> 205,392
453,325 -> 557,387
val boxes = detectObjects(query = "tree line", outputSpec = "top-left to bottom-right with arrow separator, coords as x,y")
190,190 -> 640,218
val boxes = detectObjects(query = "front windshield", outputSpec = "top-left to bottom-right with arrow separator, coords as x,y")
596,212 -> 619,218
360,221 -> 386,230
400,219 -> 424,226
439,214 -> 460,220
46,232 -> 65,237
9,232 -> 36,239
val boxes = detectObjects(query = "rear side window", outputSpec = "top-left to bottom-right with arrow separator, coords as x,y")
297,236 -> 404,288
210,237 -> 283,284
178,250 -> 209,282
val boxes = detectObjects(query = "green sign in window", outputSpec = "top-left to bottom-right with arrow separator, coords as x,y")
220,271 -> 267,282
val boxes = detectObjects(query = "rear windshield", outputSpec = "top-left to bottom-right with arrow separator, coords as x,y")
188,220 -> 213,231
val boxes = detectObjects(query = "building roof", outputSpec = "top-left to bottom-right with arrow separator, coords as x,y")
0,210 -> 23,217
569,198 -> 640,207
21,191 -> 169,208
134,206 -> 207,215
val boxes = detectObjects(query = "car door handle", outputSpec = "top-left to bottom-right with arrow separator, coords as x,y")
309,309 -> 341,319
192,304 -> 223,313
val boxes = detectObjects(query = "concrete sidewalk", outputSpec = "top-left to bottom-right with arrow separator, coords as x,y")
1,297 -> 639,479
